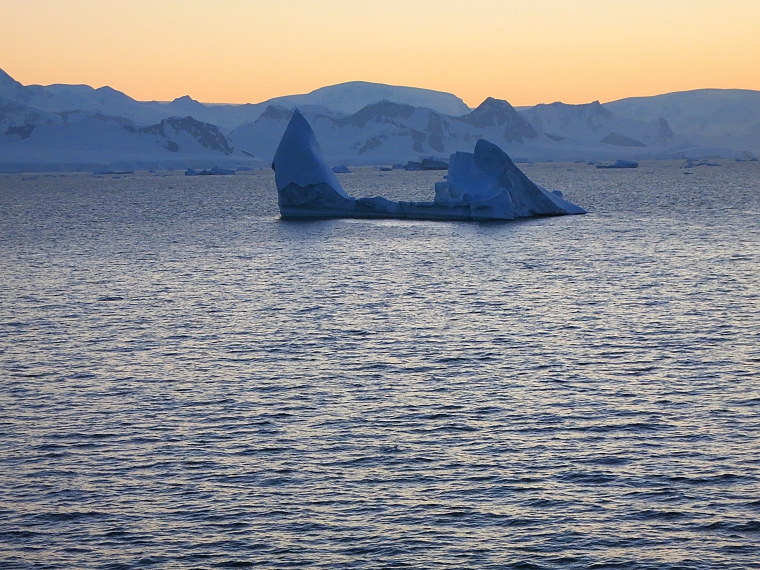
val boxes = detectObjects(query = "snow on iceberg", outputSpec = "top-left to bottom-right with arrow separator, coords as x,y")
272,109 -> 585,220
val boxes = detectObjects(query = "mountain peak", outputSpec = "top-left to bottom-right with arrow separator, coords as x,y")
0,68 -> 16,83
464,97 -> 518,126
171,95 -> 203,106
532,100 -> 613,119
0,68 -> 24,93
269,81 -> 471,116
462,97 -> 537,143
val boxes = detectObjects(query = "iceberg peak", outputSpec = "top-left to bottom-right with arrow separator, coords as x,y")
272,109 -> 349,197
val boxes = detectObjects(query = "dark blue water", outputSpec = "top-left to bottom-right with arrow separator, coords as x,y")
1,162 -> 759,569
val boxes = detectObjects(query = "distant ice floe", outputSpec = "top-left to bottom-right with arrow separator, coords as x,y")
272,110 -> 585,221
596,160 -> 639,169
185,166 -> 236,176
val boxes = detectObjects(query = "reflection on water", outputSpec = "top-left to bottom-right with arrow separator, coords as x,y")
1,162 -> 759,568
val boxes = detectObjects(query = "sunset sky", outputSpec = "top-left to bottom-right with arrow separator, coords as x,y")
3,0 -> 759,107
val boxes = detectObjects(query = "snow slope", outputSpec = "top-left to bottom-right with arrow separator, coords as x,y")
605,89 -> 760,155
230,98 -> 686,165
521,101 -> 680,148
266,81 -> 471,116
0,101 -> 263,172
0,70 -> 470,131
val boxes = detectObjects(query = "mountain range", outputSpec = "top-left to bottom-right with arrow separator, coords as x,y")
1,68 -> 759,172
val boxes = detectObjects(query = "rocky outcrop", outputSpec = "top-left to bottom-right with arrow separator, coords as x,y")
460,97 -> 538,143
132,116 -> 233,154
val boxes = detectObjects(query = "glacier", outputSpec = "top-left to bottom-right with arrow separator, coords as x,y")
272,110 -> 585,221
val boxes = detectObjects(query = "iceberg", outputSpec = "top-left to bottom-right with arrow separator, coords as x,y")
272,110 -> 585,221
403,158 -> 449,171
185,166 -> 236,176
596,159 -> 638,169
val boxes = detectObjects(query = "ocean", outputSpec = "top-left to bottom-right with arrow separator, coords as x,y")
1,161 -> 759,568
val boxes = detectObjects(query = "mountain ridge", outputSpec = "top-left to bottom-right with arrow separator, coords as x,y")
1,68 -> 758,171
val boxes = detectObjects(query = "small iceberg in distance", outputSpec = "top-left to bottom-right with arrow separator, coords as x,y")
272,109 -> 585,221
596,160 -> 638,169
185,166 -> 236,176
404,158 -> 449,171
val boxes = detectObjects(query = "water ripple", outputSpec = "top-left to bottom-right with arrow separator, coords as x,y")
1,163 -> 759,568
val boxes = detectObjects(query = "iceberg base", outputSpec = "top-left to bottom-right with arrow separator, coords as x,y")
279,185 -> 582,221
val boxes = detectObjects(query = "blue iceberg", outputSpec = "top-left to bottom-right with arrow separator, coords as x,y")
272,110 -> 585,221
186,166 -> 236,176
596,160 -> 638,169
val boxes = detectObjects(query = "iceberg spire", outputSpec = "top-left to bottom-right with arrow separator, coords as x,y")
271,109 -> 349,198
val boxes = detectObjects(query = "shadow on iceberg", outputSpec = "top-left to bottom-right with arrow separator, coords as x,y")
272,110 -> 585,221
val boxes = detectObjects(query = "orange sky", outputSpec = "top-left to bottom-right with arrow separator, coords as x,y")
2,0 -> 759,107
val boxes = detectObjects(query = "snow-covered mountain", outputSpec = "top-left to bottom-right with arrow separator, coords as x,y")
0,95 -> 262,172
231,98 -> 541,165
0,70 -> 470,131
1,68 -> 163,126
521,101 -> 678,147
605,89 -> 760,156
2,67 -> 759,171
230,98 -> 686,165
265,81 -> 471,116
